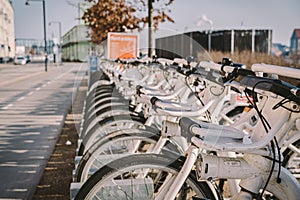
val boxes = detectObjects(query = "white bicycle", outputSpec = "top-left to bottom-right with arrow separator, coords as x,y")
74,61 -> 300,200
74,58 -> 253,183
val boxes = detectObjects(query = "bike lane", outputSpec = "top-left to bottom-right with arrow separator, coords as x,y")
0,63 -> 86,199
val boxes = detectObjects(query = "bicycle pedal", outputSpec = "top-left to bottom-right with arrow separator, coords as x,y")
192,197 -> 211,200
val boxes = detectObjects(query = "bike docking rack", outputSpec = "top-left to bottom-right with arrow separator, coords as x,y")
70,58 -> 161,198
70,57 -> 300,199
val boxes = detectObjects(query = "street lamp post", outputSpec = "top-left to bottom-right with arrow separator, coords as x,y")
25,0 -> 48,72
49,21 -> 62,65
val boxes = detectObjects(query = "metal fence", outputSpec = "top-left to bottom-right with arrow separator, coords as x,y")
155,29 -> 272,60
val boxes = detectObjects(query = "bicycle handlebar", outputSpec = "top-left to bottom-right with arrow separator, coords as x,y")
150,97 -> 193,110
150,96 -> 216,117
252,63 -> 300,79
157,58 -> 174,66
199,61 -> 224,72
241,76 -> 300,105
173,58 -> 188,66
199,61 -> 255,77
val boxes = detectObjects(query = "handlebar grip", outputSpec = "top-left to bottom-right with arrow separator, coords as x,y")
150,96 -> 162,107
179,117 -> 199,141
173,58 -> 188,66
157,58 -> 173,65
235,68 -> 256,76
199,61 -> 222,71
200,61 -> 236,73
136,85 -> 144,96
179,117 -> 198,129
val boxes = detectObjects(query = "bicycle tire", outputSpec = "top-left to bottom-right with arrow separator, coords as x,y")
75,128 -> 161,182
78,114 -> 147,155
282,139 -> 300,180
75,153 -> 218,200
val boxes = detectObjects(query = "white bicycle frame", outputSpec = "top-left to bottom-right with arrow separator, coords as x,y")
160,62 -> 300,200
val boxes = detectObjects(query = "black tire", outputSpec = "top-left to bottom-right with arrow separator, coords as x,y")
78,114 -> 147,155
83,104 -> 130,130
75,154 -> 218,200
75,128 -> 161,182
282,139 -> 300,180
75,127 -> 183,182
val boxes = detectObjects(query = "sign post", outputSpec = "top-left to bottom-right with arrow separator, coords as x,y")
88,55 -> 98,87
89,56 -> 98,72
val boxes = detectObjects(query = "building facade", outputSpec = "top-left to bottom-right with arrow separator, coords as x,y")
290,29 -> 300,56
61,2 -> 100,62
62,25 -> 91,62
15,38 -> 54,62
0,0 -> 15,62
15,38 -> 53,55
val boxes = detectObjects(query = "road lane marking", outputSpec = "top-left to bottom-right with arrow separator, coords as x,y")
0,163 -> 40,167
1,88 -> 40,109
0,71 -> 44,87
17,97 -> 25,101
18,170 -> 37,174
2,103 -> 13,110
6,188 -> 28,192
1,66 -> 77,110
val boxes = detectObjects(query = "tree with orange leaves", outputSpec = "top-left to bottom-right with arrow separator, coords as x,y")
82,0 -> 174,44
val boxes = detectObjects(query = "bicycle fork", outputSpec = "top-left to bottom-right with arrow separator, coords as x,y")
163,145 -> 300,200
163,145 -> 200,200
163,145 -> 259,200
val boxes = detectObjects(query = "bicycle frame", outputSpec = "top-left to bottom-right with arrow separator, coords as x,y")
73,58 -> 300,200
162,84 -> 300,200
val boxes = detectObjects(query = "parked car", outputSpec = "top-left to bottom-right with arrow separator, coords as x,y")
25,55 -> 31,63
0,57 -> 13,63
14,56 -> 27,65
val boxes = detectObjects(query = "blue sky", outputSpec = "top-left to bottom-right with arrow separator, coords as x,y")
12,0 -> 300,46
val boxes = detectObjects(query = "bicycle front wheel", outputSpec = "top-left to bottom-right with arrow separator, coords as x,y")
75,128 -> 161,182
282,139 -> 300,181
75,154 -> 218,200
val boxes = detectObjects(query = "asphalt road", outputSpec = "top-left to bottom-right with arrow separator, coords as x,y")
0,62 -> 87,199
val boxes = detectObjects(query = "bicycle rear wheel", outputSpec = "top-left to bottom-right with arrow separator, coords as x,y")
75,154 -> 218,200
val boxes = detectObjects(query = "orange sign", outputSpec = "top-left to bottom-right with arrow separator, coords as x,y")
108,32 -> 139,59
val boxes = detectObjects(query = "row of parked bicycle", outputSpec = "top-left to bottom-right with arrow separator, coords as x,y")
70,56 -> 300,199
